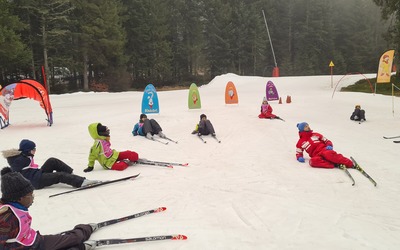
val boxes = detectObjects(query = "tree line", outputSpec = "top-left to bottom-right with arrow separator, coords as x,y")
0,0 -> 397,93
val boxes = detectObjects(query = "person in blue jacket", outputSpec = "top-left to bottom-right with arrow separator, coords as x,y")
132,114 -> 166,140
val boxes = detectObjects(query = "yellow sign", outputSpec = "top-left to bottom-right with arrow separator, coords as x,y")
329,61 -> 335,67
377,50 -> 395,83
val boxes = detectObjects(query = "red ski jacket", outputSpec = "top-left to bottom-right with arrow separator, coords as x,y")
296,131 -> 333,159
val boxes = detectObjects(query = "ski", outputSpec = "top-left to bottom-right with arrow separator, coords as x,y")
138,159 -> 188,167
276,117 -> 285,122
350,157 -> 377,186
136,159 -> 173,168
97,207 -> 166,229
164,137 -> 178,144
338,165 -> 355,186
198,135 -> 206,143
92,234 -> 187,247
383,135 -> 400,139
49,174 -> 140,198
393,140 -> 400,143
212,136 -> 221,143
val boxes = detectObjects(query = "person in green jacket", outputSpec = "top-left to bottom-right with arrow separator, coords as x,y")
84,123 -> 139,172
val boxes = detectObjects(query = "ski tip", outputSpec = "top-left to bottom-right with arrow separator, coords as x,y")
130,173 -> 140,179
167,165 -> 174,168
172,234 -> 188,240
182,163 -> 189,166
156,207 -> 167,212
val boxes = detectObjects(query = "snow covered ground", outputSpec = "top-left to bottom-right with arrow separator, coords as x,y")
1,74 -> 400,249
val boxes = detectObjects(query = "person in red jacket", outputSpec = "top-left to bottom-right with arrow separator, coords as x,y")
295,122 -> 354,168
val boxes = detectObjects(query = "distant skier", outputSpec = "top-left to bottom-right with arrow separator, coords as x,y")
191,114 -> 216,137
0,167 -> 97,250
350,105 -> 366,122
2,139 -> 99,189
132,114 -> 167,140
258,97 -> 281,120
295,122 -> 354,168
86,123 -> 139,172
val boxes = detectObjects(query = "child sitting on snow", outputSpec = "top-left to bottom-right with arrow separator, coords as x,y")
132,114 -> 167,140
85,123 -> 139,172
258,97 -> 281,120
2,139 -> 99,189
350,105 -> 366,122
191,114 -> 216,137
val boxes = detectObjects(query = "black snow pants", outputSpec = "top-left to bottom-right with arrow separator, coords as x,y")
142,119 -> 162,135
198,120 -> 215,135
39,224 -> 93,250
37,157 -> 85,189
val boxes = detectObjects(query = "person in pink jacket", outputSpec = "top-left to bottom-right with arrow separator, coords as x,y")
258,97 -> 280,119
295,122 -> 354,168
0,167 -> 96,250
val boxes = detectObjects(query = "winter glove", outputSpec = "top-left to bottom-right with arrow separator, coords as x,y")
297,157 -> 305,163
84,166 -> 94,173
326,146 -> 333,150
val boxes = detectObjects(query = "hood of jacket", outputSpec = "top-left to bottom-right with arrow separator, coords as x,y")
2,149 -> 21,159
88,122 -> 108,140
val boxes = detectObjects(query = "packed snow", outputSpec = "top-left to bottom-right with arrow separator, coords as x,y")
1,74 -> 399,249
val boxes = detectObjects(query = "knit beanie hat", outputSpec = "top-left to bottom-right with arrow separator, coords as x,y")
263,97 -> 267,102
97,123 -> 110,137
297,122 -> 308,132
140,114 -> 147,120
200,114 -> 207,120
1,167 -> 34,201
19,139 -> 36,154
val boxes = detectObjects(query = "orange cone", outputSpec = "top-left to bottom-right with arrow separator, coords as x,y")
286,95 -> 291,104
279,97 -> 282,104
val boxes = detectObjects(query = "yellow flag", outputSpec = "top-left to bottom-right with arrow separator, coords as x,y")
377,50 -> 395,83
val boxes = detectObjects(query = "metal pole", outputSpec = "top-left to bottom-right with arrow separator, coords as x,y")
262,10 -> 277,67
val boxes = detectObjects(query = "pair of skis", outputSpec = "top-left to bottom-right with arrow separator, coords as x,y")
383,135 -> 400,143
49,159 -> 188,197
85,207 -> 187,247
338,157 -> 377,186
198,135 -> 221,143
148,136 -> 178,145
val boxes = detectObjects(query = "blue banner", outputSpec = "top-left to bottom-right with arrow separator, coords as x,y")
141,84 -> 159,114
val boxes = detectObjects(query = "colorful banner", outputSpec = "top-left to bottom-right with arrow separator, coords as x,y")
266,80 -> 279,101
188,83 -> 201,109
377,50 -> 395,83
225,81 -> 239,104
141,84 -> 159,114
0,79 -> 53,128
